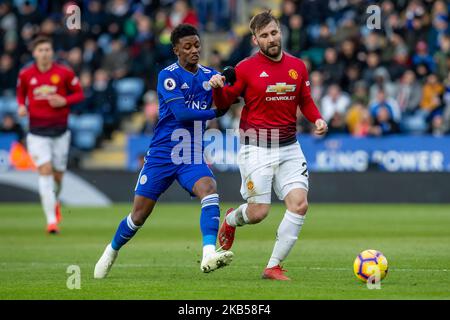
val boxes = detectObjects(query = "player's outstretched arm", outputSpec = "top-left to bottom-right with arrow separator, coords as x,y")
168,98 -> 219,122
210,66 -> 244,109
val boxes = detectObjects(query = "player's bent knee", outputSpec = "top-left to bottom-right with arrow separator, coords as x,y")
38,162 -> 53,175
290,200 -> 308,216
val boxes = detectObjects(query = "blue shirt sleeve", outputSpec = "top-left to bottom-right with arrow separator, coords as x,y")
167,99 -> 216,122
157,70 -> 184,104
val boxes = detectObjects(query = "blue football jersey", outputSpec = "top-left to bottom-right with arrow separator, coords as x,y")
149,62 -> 219,161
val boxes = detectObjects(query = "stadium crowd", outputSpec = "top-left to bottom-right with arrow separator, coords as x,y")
1,0 -> 450,152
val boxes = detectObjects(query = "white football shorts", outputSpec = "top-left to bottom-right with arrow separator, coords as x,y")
26,131 -> 71,171
238,141 -> 309,204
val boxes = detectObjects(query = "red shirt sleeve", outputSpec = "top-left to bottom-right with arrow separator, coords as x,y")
16,70 -> 27,106
64,68 -> 84,106
212,64 -> 246,109
298,61 -> 322,123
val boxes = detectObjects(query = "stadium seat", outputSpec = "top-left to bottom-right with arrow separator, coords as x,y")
114,78 -> 145,113
68,114 -> 104,150
0,97 -> 17,114
72,131 -> 98,150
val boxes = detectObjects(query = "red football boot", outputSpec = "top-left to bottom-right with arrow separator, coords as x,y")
46,223 -> 60,235
55,202 -> 62,224
262,265 -> 291,281
218,208 -> 236,250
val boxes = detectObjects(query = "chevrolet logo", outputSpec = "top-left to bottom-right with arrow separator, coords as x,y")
266,82 -> 296,95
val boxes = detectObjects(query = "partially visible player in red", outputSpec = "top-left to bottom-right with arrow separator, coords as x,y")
16,36 -> 84,234
209,11 -> 328,280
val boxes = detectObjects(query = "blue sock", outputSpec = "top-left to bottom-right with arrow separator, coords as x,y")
200,193 -> 220,247
111,214 -> 141,250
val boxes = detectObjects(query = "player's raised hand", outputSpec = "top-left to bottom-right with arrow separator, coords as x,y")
17,105 -> 27,117
209,74 -> 226,88
314,119 -> 328,135
48,94 -> 67,107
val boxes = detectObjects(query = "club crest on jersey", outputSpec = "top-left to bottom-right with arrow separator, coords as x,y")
164,78 -> 176,91
266,82 -> 296,95
50,74 -> 60,84
202,81 -> 211,91
288,69 -> 298,80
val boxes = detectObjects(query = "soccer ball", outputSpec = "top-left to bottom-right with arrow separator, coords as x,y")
353,249 -> 388,283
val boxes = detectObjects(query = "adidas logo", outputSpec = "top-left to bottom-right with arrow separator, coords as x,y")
259,71 -> 269,78
30,77 -> 37,85
181,82 -> 189,89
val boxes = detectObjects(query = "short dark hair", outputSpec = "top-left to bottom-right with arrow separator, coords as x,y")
170,24 -> 199,46
31,36 -> 53,50
249,10 -> 280,35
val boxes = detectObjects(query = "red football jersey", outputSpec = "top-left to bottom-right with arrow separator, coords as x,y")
16,62 -> 84,136
213,51 -> 322,144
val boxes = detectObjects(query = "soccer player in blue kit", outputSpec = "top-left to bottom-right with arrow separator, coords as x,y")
94,24 -> 232,278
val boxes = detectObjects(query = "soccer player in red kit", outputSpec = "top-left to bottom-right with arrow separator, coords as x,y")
16,37 -> 84,234
209,11 -> 328,280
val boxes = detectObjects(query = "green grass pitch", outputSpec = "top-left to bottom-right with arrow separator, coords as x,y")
0,203 -> 449,300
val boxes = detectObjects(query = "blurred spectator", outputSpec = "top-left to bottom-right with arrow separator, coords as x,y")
101,38 -> 130,80
208,50 -> 224,71
404,1 -> 428,49
434,34 -> 450,81
351,81 -> 369,106
319,48 -> 344,85
362,52 -> 381,86
92,69 -> 118,139
0,113 -> 24,142
395,70 -> 422,115
141,90 -> 159,135
369,90 -> 401,123
66,47 -> 83,74
84,0 -> 106,37
192,0 -> 230,32
387,46 -> 410,82
429,1 -> 449,54
167,0 -> 199,29
72,70 -> 94,115
320,84 -> 351,123
82,38 -> 103,71
412,41 -> 436,73
420,74 -> 445,114
285,14 -> 309,57
341,64 -> 361,93
429,115 -> 447,136
328,112 -> 348,134
371,105 -> 400,136
346,103 -> 371,137
310,71 -> 326,103
369,67 -> 396,101
0,54 -> 18,96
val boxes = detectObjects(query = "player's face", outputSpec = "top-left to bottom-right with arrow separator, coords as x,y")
253,21 -> 282,59
174,35 -> 201,66
33,43 -> 54,65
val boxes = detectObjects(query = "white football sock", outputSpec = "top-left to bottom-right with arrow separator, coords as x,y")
226,203 -> 249,227
202,244 -> 216,259
38,175 -> 57,225
267,210 -> 305,268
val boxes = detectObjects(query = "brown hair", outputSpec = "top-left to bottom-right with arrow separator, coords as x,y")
31,36 -> 53,50
249,10 -> 280,35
